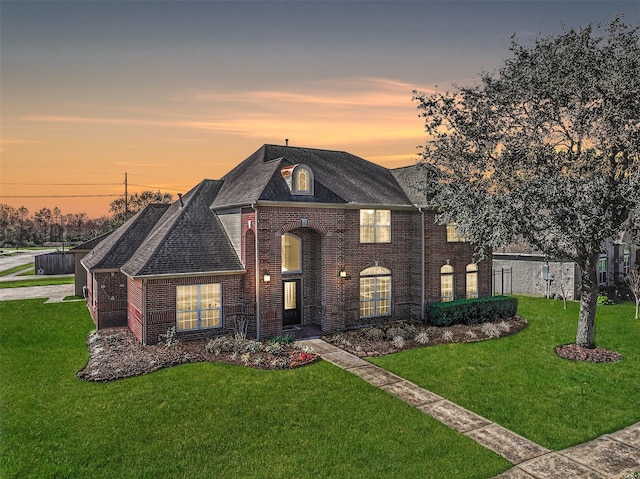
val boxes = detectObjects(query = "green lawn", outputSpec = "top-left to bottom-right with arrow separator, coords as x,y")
0,300 -> 509,479
371,296 -> 640,450
0,276 -> 74,288
0,262 -> 34,277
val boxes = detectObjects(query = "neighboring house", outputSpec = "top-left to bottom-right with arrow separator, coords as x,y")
493,234 -> 639,299
82,145 -> 491,344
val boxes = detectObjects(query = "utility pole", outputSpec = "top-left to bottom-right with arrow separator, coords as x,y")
124,172 -> 128,215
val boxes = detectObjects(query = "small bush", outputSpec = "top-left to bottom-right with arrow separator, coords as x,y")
415,331 -> 430,344
270,335 -> 294,345
160,327 -> 181,349
426,296 -> 518,327
365,327 -> 385,341
391,336 -> 405,349
481,322 -> 500,338
264,342 -> 285,355
442,330 -> 454,342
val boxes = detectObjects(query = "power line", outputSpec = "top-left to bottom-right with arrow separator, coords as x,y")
0,194 -> 120,198
0,182 -> 120,186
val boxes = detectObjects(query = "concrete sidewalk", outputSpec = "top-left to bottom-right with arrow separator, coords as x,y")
299,338 -> 640,479
0,284 -> 76,303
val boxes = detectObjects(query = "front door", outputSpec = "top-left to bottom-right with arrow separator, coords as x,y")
283,279 -> 301,326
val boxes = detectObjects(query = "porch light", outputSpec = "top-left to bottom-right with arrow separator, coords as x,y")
263,272 -> 271,283
339,268 -> 347,278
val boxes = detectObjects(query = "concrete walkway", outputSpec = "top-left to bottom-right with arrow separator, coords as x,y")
299,338 -> 640,479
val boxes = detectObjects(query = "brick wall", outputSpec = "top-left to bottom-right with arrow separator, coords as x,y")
87,271 -> 128,328
143,273 -> 248,345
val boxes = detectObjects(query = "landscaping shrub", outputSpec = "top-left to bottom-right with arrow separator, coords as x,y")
426,296 -> 518,326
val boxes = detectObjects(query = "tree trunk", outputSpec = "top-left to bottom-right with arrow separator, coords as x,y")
635,300 -> 639,320
576,252 -> 599,348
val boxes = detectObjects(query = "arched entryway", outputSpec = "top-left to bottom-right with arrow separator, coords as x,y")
280,227 -> 323,331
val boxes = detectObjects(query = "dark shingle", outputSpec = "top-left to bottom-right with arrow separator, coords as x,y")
71,231 -> 114,252
391,164 -> 430,206
81,204 -> 170,271
121,180 -> 244,277
213,144 -> 413,208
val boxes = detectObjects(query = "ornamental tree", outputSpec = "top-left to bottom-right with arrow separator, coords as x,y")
414,17 -> 640,349
625,266 -> 640,320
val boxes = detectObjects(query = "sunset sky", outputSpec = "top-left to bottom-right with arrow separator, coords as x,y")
1,1 -> 638,217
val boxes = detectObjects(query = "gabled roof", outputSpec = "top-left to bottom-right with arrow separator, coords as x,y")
212,144 -> 413,208
81,204 -> 170,271
121,180 -> 244,277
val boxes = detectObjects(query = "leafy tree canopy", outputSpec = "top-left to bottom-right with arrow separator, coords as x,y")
109,190 -> 173,226
414,17 -> 640,348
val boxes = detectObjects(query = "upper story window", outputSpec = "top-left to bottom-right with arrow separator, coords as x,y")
281,233 -> 301,273
295,168 -> 311,193
360,209 -> 391,243
281,164 -> 314,196
446,222 -> 466,242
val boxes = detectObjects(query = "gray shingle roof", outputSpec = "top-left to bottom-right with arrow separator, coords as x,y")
70,231 -> 114,252
121,180 -> 244,277
81,204 -> 170,271
213,144 -> 413,208
391,164 -> 430,206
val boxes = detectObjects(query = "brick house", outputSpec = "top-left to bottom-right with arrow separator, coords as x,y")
492,234 -> 639,299
82,145 -> 491,344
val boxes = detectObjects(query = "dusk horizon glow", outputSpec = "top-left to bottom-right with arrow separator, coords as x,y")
2,1 -> 638,217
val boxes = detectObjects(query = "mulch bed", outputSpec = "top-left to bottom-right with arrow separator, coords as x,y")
555,343 -> 623,363
323,317 -> 529,357
77,328 -> 320,382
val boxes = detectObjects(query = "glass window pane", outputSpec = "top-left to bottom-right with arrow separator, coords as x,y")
376,210 -> 390,226
177,311 -> 198,331
296,168 -> 309,191
282,234 -> 301,273
360,226 -> 374,243
284,281 -> 297,310
201,309 -> 220,328
360,209 -> 375,225
377,225 -> 391,243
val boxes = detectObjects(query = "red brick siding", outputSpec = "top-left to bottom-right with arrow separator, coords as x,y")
127,277 -> 144,342
88,271 -> 128,328
143,274 -> 248,345
423,211 -> 492,303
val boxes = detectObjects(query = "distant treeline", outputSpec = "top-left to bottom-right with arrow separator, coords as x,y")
0,191 -> 173,247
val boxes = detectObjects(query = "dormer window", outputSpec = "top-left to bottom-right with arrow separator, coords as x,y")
281,164 -> 314,196
295,167 -> 310,192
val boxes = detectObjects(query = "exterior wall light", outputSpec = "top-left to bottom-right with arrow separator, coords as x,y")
263,272 -> 271,283
339,268 -> 347,278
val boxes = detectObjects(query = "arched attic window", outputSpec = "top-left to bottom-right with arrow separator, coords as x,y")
281,164 -> 314,196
